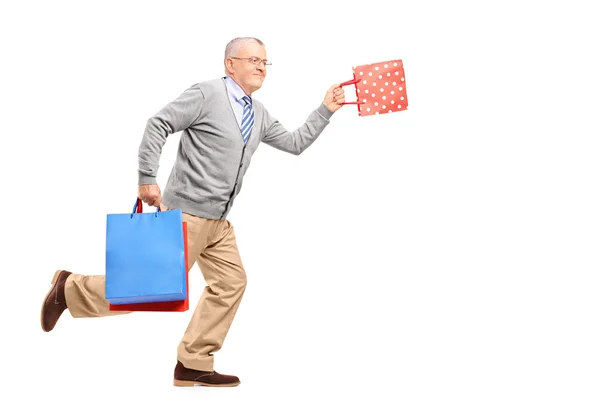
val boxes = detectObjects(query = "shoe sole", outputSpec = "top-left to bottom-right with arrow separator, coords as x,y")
173,379 -> 240,387
40,270 -> 64,332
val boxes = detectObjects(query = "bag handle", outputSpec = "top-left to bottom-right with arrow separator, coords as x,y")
340,78 -> 361,87
339,78 -> 361,105
131,198 -> 161,217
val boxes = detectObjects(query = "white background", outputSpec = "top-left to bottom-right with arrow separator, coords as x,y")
1,0 -> 599,399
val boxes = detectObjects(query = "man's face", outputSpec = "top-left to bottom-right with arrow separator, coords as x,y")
227,41 -> 268,95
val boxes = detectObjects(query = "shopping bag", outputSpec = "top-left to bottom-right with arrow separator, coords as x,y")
105,198 -> 188,310
108,221 -> 189,312
341,59 -> 408,116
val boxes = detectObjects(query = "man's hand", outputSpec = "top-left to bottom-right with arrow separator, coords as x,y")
138,184 -> 162,207
323,84 -> 346,113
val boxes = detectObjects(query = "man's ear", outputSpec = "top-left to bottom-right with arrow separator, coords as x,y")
225,58 -> 235,74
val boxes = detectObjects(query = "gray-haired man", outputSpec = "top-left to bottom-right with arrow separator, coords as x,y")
41,36 -> 346,387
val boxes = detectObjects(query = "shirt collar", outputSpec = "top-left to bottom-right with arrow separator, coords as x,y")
224,76 -> 250,103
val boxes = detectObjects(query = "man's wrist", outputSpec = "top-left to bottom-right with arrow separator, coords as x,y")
319,102 -> 335,119
138,171 -> 157,185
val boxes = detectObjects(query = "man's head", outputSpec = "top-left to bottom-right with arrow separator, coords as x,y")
224,37 -> 269,96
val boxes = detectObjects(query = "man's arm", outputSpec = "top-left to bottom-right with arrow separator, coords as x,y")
138,84 -> 205,185
261,84 -> 344,155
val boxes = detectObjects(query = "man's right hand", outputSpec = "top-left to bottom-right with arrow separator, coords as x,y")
138,184 -> 162,207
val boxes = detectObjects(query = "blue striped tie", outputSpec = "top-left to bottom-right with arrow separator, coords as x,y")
241,96 -> 254,143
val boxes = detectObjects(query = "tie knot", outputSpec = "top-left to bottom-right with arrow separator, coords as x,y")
242,96 -> 252,106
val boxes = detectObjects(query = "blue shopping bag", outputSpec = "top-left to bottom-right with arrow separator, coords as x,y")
105,199 -> 187,305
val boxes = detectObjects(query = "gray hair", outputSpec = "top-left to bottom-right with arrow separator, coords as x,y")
224,37 -> 265,59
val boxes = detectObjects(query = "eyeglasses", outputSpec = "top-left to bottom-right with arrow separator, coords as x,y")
231,56 -> 272,68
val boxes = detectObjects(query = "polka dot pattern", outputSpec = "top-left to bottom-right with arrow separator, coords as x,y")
350,59 -> 408,116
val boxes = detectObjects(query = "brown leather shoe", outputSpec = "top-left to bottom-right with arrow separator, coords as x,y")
173,361 -> 240,387
40,270 -> 72,332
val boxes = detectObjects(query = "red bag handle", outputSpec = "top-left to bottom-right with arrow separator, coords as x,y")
340,78 -> 361,87
132,198 -> 161,216
339,78 -> 361,105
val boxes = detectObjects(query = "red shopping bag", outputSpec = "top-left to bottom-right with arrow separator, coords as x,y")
109,200 -> 189,312
341,59 -> 408,116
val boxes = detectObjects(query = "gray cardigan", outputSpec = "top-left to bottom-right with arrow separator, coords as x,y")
138,77 -> 335,219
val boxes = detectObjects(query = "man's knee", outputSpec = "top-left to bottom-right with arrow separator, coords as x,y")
233,269 -> 247,292
212,269 -> 246,295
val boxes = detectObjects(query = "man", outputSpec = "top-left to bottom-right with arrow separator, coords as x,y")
40,37 -> 346,387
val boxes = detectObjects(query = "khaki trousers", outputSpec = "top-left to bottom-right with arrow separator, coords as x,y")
64,206 -> 247,371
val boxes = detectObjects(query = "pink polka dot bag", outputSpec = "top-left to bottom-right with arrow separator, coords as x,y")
341,59 -> 408,117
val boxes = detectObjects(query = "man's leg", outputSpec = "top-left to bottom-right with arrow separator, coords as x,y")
40,205 -> 212,329
63,210 -> 211,318
175,219 -> 246,382
65,274 -> 129,318
40,269 -> 129,332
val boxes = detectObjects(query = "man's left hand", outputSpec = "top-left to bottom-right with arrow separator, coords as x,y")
323,84 -> 346,112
